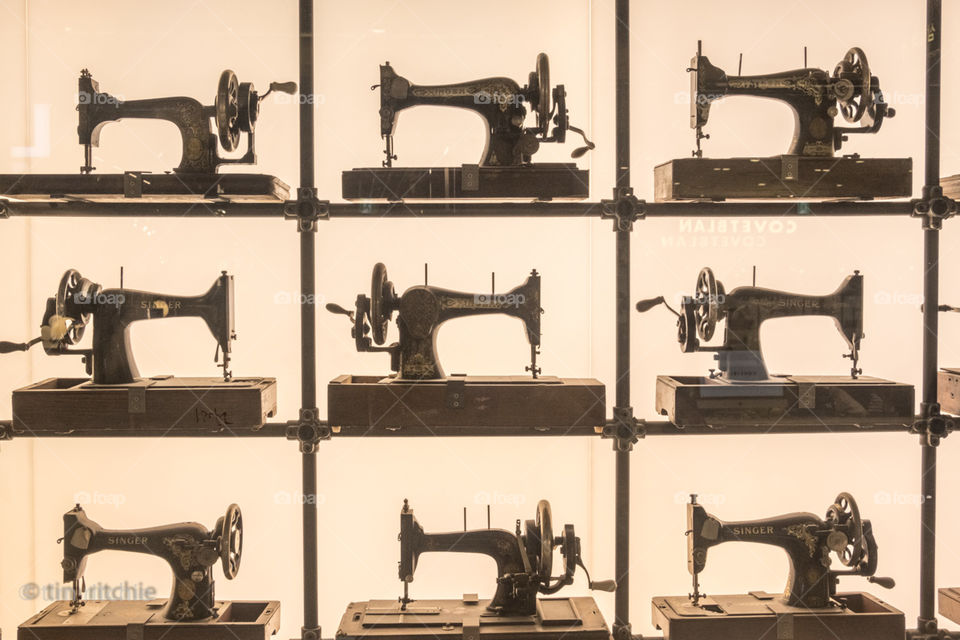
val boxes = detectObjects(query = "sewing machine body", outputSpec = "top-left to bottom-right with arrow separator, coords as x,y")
646,268 -> 914,428
343,54 -> 592,200
655,42 -> 911,200
336,597 -> 609,640
4,269 -> 276,433
327,265 -> 604,430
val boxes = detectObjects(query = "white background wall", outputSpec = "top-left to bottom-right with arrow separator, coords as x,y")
0,1 -> 958,639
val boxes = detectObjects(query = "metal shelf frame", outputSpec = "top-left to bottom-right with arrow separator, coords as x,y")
0,1 -> 955,639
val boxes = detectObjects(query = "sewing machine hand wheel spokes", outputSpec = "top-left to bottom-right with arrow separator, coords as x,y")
834,48 -> 873,124
694,267 -> 720,342
54,269 -> 96,346
532,53 -> 552,134
826,492 -> 865,568
370,263 -> 399,345
216,503 -> 243,580
534,499 -> 554,581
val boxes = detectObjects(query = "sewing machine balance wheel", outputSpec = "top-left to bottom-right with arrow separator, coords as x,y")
55,269 -> 94,345
216,503 -> 243,580
694,267 -> 720,342
216,70 -> 242,152
535,499 -> 554,580
834,48 -> 873,124
826,492 -> 865,567
370,263 -> 398,345
534,53 -> 551,133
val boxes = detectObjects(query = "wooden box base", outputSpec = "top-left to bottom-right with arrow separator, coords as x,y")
336,597 -> 608,640
19,600 -> 280,640
0,173 -> 289,201
942,174 -> 960,199
939,587 -> 960,625
342,164 -> 589,200
654,156 -> 912,201
938,368 -> 960,415
328,375 -> 605,435
656,374 -> 914,429
652,592 -> 903,640
12,377 -> 277,435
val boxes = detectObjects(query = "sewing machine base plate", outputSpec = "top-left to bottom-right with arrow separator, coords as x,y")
341,164 -> 589,200
336,597 -> 608,640
652,592 -> 904,640
654,156 -> 912,200
939,587 -> 960,624
0,173 -> 289,201
12,377 -> 277,435
937,368 -> 960,415
328,375 -> 605,434
18,600 -> 281,640
656,374 -> 914,429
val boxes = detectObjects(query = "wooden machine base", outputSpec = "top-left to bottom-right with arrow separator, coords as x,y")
19,600 -> 281,640
938,368 -> 960,415
328,375 -> 605,434
654,156 -> 912,201
336,597 -> 608,640
12,377 -> 277,435
656,375 -> 915,429
0,173 -> 289,201
341,164 -> 589,200
939,587 -> 960,624
652,592 -> 903,640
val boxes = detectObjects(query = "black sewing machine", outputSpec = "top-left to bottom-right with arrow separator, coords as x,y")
336,499 -> 613,640
654,42 -> 912,200
18,504 -> 280,640
637,268 -> 914,429
326,264 -> 605,433
1,269 -> 276,435
652,493 -> 903,640
0,69 -> 295,201
341,53 -> 593,200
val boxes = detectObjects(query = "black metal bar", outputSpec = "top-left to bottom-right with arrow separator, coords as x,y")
0,199 -> 918,219
299,1 -> 320,639
613,1 -> 631,638
918,0 -> 942,630
0,423 -> 291,438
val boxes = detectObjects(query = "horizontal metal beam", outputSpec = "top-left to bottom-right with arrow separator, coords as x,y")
642,419 -> 914,436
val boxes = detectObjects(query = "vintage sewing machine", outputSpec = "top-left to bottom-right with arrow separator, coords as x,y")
0,69 -> 295,201
18,504 -> 279,640
0,269 -> 276,434
654,42 -> 912,200
637,268 -> 914,428
341,53 -> 593,200
336,499 -> 613,640
652,493 -> 903,640
326,264 -> 604,433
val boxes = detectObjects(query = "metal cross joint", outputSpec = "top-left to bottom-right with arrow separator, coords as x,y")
286,407 -> 331,452
911,402 -> 952,447
0,421 -> 12,441
601,187 -> 645,232
611,621 -> 635,640
911,186 -> 956,231
284,187 -> 329,232
603,406 -> 644,451
301,625 -> 322,640
0,199 -> 9,219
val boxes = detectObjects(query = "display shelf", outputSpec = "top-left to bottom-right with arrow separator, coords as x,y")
0,198 -> 287,218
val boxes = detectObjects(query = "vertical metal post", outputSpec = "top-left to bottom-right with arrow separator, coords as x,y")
299,1 -> 320,639
613,1 -> 632,638
918,0 -> 942,631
